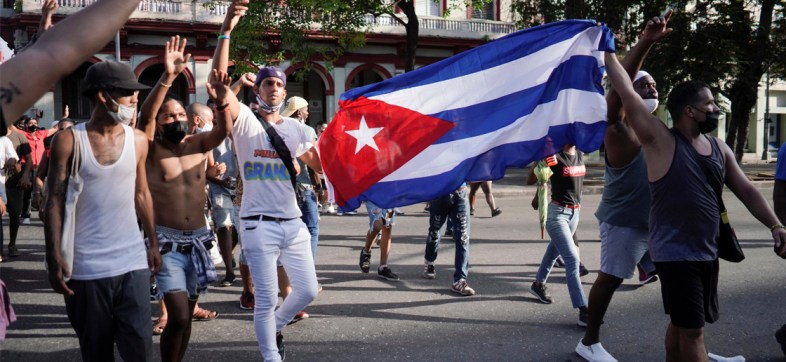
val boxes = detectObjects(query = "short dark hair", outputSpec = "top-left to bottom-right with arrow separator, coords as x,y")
666,80 -> 710,122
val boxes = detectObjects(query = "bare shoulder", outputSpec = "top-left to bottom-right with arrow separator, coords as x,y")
49,129 -> 75,161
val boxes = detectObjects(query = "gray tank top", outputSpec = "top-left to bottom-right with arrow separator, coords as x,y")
649,130 -> 725,262
595,150 -> 650,229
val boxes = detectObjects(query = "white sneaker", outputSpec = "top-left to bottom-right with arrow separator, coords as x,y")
325,204 -> 336,214
576,340 -> 617,362
21,218 -> 30,225
708,353 -> 745,362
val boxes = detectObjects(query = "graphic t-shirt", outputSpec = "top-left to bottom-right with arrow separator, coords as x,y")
233,104 -> 312,219
548,150 -> 585,206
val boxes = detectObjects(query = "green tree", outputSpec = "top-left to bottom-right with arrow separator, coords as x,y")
512,0 -> 786,161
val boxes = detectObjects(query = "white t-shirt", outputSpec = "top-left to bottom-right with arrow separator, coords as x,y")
0,136 -> 19,203
233,104 -> 313,219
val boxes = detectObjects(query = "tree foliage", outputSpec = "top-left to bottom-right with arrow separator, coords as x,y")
512,0 -> 786,160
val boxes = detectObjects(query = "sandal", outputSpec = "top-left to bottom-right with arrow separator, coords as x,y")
192,307 -> 218,321
152,318 -> 167,335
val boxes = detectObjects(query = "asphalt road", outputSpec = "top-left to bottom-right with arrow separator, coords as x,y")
1,184 -> 785,361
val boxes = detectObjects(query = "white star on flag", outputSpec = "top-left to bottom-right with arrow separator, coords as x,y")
345,116 -> 384,154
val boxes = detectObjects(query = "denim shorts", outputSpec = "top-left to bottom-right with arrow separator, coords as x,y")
366,201 -> 394,233
155,226 -> 215,300
210,192 -> 239,229
598,222 -> 650,279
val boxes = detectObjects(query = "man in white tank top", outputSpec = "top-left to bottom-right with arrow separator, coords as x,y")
136,37 -> 234,362
43,61 -> 161,361
213,3 -> 324,360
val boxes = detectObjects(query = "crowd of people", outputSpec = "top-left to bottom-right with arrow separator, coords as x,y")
1,1 -> 786,362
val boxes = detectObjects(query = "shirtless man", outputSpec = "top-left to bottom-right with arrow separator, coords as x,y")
137,36 -> 232,362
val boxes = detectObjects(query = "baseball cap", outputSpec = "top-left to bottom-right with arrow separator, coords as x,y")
81,61 -> 151,95
281,96 -> 309,117
254,66 -> 287,87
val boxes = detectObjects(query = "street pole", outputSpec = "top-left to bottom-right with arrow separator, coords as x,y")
762,71 -> 771,161
115,32 -> 121,61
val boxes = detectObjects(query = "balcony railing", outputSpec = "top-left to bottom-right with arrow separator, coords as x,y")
6,1 -> 514,36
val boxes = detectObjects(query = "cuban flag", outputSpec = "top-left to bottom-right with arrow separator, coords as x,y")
319,20 -> 615,210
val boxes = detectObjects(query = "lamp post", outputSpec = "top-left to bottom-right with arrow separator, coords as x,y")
762,71 -> 771,161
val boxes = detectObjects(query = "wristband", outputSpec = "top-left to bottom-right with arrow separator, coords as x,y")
216,103 -> 229,111
218,34 -> 230,40
159,81 -> 171,88
771,224 -> 785,231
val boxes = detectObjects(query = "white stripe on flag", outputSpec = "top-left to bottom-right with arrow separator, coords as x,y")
368,27 -> 605,114
379,89 -> 606,182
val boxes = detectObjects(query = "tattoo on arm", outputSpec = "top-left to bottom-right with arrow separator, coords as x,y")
50,179 -> 68,196
0,82 -> 22,105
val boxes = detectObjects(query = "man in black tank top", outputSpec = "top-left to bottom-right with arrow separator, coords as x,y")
605,31 -> 786,362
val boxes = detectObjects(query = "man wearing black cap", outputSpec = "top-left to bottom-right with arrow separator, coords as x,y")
212,2 -> 323,360
43,60 -> 161,361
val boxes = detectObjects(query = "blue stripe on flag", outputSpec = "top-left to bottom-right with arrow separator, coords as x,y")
340,122 -> 606,210
341,20 -> 602,101
429,55 -> 605,142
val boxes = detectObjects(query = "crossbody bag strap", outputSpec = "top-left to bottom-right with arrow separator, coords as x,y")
254,113 -> 299,194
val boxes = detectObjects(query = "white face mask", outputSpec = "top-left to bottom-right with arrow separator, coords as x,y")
104,92 -> 136,125
195,122 -> 213,134
643,98 -> 659,114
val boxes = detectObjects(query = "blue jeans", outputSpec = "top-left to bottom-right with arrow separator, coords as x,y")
536,203 -> 587,308
425,188 -> 470,282
299,188 -> 320,259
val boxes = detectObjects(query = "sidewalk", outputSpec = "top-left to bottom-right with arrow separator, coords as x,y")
492,160 -> 777,198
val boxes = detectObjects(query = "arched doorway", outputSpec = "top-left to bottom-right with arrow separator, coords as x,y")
348,68 -> 384,89
286,70 -> 328,127
137,64 -> 190,107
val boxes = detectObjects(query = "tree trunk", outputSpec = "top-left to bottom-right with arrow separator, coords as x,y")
724,0 -> 775,162
399,0 -> 418,73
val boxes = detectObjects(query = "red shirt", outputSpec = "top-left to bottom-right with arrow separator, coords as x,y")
18,129 -> 48,167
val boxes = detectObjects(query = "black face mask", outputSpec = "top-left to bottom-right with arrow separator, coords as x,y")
693,108 -> 721,134
161,121 -> 188,144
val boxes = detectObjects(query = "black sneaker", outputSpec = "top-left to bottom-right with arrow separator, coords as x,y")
377,266 -> 400,281
529,282 -> 553,304
555,255 -> 566,267
579,263 -> 590,277
423,264 -> 436,279
776,324 -> 786,357
491,208 -> 502,217
359,249 -> 371,273
276,331 -> 286,361
578,307 -> 588,327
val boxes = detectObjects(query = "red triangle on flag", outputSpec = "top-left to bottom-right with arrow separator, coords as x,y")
318,96 -> 454,206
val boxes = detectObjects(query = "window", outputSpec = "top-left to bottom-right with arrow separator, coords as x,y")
415,0 -> 440,17
471,1 -> 495,20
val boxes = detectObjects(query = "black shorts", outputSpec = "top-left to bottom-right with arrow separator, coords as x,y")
5,185 -> 24,218
655,259 -> 719,329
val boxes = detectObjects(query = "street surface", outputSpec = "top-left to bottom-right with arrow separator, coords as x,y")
0,171 -> 784,361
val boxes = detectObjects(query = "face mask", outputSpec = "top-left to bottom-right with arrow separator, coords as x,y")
104,92 -> 136,125
643,98 -> 659,114
693,107 -> 720,134
161,121 -> 188,143
196,122 -> 213,134
255,94 -> 282,114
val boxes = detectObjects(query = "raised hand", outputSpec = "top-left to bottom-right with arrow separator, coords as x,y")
641,9 -> 673,43
206,69 -> 232,104
164,35 -> 191,76
63,105 -> 69,119
240,72 -> 256,88
222,0 -> 249,33
42,0 -> 58,15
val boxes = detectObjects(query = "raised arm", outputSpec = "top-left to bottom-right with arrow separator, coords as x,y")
603,51 -> 670,148
43,130 -> 74,295
39,0 -> 58,32
199,69 -> 235,152
231,72 -> 256,96
0,0 -> 143,126
211,0 -> 248,122
138,36 -> 191,141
